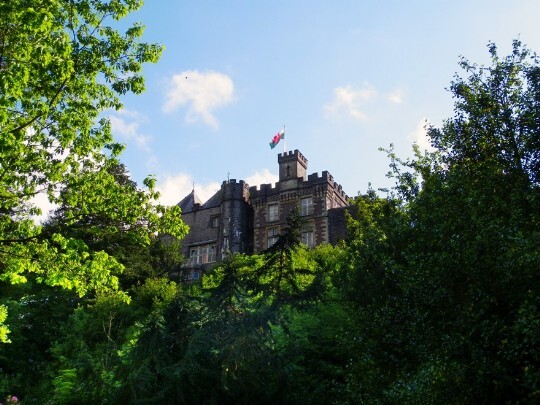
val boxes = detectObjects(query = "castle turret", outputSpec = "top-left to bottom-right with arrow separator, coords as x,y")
278,149 -> 308,181
219,180 -> 252,256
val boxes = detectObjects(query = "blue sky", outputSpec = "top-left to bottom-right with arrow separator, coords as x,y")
109,0 -> 540,205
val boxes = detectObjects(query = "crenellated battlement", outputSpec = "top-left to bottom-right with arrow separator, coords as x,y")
278,149 -> 308,167
248,169 -> 348,200
248,182 -> 274,195
180,151 -> 348,203
221,179 -> 250,202
221,179 -> 246,187
278,149 -> 308,181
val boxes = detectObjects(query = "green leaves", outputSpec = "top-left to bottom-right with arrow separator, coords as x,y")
0,305 -> 10,343
0,0 -> 182,344
430,39 -> 540,186
341,40 -> 540,403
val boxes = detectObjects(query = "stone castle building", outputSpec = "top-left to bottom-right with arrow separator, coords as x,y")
177,149 -> 350,280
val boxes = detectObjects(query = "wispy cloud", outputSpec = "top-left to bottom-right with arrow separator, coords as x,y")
245,169 -> 278,188
388,89 -> 404,104
156,168 -> 278,207
324,84 -> 377,121
109,109 -> 151,151
162,70 -> 235,129
408,118 -> 435,151
156,173 -> 220,207
324,84 -> 407,121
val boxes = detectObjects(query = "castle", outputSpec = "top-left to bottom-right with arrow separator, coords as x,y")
176,150 -> 350,280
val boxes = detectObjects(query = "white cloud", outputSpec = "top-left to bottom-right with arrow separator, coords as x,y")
245,169 -> 278,188
162,70 -> 235,129
388,89 -> 404,104
324,84 -> 377,121
156,173 -> 220,207
109,109 -> 151,151
408,118 -> 435,151
156,168 -> 279,208
145,154 -> 159,172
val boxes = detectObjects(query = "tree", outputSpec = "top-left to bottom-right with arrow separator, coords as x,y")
341,41 -> 540,403
0,0 -> 188,341
246,208 -> 328,312
44,162 -> 186,288
0,283 -> 79,400
428,39 -> 540,187
182,210 -> 336,402
402,41 -> 540,403
47,278 -> 186,404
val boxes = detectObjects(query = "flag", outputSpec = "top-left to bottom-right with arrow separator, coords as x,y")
269,127 -> 285,149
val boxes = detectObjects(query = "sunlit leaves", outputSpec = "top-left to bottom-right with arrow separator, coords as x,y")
429,39 -> 540,186
0,305 -> 10,343
0,0 -> 183,343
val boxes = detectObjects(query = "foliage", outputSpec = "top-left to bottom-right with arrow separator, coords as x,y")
429,39 -> 540,187
174,212 -> 339,402
0,0 -> 188,342
268,297 -> 353,404
0,306 -> 9,344
342,41 -> 540,403
44,162 -> 186,289
249,208 -> 329,311
203,209 -> 330,324
44,278 -> 185,404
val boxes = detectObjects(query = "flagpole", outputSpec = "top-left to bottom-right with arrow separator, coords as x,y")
283,124 -> 286,153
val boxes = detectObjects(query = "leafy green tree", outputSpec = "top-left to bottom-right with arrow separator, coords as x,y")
269,245 -> 353,404
49,292 -> 133,403
44,278 -> 193,404
0,163 -> 187,401
44,162 -> 185,288
0,283 -> 79,401
0,0 -> 187,341
113,278 -> 185,403
412,42 -> 539,402
181,210 -> 337,402
246,208 -> 328,313
339,191 -> 412,403
429,39 -> 540,187
342,41 -> 540,403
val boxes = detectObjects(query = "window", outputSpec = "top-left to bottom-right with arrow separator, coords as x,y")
268,203 -> 279,222
210,216 -> 219,228
300,197 -> 313,216
301,231 -> 314,247
267,227 -> 279,248
189,244 -> 216,264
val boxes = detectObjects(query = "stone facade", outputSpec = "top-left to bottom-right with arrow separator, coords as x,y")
177,150 -> 350,280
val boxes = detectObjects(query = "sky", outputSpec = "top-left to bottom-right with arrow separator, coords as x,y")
108,0 -> 540,206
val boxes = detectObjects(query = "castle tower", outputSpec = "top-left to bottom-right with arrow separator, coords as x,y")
219,180 -> 252,256
278,149 -> 308,181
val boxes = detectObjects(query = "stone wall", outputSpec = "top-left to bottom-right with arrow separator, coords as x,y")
249,169 -> 349,253
179,205 -> 221,260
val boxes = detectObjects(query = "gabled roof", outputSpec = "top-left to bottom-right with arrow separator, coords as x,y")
202,189 -> 222,209
177,190 -> 203,213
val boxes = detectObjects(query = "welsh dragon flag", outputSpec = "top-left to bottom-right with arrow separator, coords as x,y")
269,127 -> 285,149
